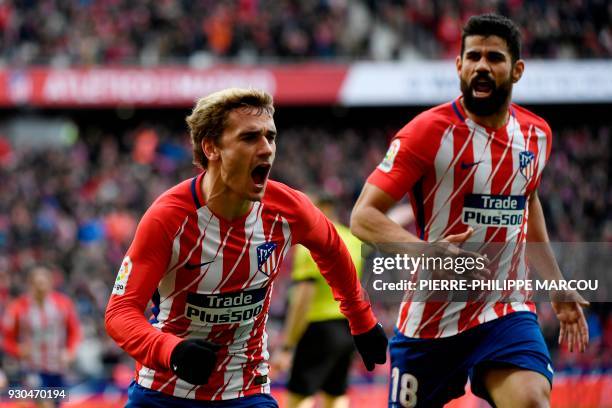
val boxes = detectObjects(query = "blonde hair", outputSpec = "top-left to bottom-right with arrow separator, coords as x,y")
186,88 -> 274,169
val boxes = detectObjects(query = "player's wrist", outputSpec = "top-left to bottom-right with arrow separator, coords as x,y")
170,339 -> 221,385
353,322 -> 388,371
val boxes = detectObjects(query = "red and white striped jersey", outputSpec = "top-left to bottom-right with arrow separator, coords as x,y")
105,174 -> 376,401
368,98 -> 552,339
3,292 -> 81,373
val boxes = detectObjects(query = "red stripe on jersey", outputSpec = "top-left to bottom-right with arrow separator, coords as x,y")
417,302 -> 448,337
242,287 -> 273,393
397,301 -> 411,333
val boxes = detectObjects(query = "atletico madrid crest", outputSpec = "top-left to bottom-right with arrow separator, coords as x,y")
519,150 -> 535,181
257,242 -> 278,276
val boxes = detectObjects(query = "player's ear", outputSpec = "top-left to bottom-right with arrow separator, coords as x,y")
455,54 -> 463,76
511,59 -> 524,83
202,138 -> 220,162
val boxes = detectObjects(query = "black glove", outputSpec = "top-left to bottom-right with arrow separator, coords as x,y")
170,339 -> 221,385
353,323 -> 388,371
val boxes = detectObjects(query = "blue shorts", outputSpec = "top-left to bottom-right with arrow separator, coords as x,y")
38,372 -> 64,388
15,371 -> 64,389
388,311 -> 553,408
126,381 -> 279,408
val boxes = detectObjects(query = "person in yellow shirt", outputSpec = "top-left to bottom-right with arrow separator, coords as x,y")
272,195 -> 363,408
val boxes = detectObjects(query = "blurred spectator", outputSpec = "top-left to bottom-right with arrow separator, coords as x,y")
0,0 -> 610,66
2,265 -> 81,406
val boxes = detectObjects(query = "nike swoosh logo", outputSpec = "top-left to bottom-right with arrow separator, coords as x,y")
184,260 -> 215,270
461,160 -> 482,170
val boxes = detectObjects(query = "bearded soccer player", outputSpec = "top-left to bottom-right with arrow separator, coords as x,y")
104,88 -> 387,407
351,14 -> 589,408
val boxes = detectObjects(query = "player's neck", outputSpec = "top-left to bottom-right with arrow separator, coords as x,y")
201,170 -> 252,220
31,293 -> 46,306
460,98 -> 511,130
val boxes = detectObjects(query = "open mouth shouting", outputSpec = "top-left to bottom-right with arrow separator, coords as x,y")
472,77 -> 495,97
251,163 -> 271,189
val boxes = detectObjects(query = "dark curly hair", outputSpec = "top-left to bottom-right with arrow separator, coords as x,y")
461,14 -> 522,62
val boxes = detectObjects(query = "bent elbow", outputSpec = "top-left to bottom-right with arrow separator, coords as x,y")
104,301 -> 120,342
349,207 -> 367,240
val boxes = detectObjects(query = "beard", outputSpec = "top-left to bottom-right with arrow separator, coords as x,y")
461,73 -> 512,116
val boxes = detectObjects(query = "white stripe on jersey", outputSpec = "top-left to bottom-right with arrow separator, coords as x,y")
400,301 -> 424,336
138,366 -> 155,389
535,126 -> 548,181
168,216 -> 190,272
426,127 -> 457,239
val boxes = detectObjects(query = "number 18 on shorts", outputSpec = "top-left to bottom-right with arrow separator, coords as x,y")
390,367 -> 418,408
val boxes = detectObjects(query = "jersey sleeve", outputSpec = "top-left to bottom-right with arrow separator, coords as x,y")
62,296 -> 82,355
291,191 -> 377,335
2,300 -> 21,357
104,205 -> 183,372
367,118 -> 437,201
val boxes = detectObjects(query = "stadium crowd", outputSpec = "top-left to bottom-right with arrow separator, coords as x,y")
0,115 -> 610,389
2,0 -> 611,66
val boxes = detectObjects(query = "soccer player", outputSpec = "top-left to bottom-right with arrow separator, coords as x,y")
2,265 -> 81,408
272,195 -> 363,408
350,14 -> 589,408
104,88 -> 387,407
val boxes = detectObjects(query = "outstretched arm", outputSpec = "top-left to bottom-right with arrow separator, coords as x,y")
526,191 -> 589,352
